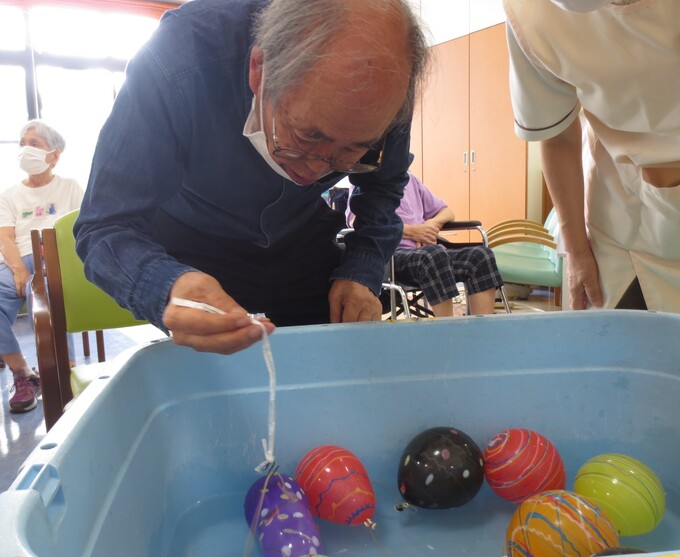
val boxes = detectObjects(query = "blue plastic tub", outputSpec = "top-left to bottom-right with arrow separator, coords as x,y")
1,311 -> 680,556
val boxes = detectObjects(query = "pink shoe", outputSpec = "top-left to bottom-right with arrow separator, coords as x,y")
9,374 -> 41,413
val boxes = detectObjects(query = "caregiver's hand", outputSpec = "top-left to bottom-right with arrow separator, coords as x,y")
567,248 -> 603,310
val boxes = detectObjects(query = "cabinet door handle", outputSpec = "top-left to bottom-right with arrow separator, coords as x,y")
471,150 -> 476,166
463,151 -> 468,168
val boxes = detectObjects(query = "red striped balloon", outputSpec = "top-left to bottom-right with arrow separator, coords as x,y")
295,445 -> 376,526
484,428 -> 565,503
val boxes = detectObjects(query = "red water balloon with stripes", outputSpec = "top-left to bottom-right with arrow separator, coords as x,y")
484,428 -> 566,503
295,445 -> 376,527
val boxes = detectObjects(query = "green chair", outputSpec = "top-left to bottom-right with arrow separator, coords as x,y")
31,210 -> 148,430
488,208 -> 563,305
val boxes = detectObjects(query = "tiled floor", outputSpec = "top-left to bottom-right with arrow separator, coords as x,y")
0,286 -> 559,493
503,286 -> 561,313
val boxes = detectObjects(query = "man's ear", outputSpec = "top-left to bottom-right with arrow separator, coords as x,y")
248,45 -> 265,95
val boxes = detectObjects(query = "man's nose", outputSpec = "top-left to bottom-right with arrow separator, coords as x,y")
305,157 -> 334,175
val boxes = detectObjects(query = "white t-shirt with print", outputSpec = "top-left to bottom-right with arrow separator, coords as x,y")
0,175 -> 84,261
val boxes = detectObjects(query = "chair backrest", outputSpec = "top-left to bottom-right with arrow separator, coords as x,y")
544,207 -> 559,238
54,210 -> 144,333
31,209 -> 145,430
543,208 -> 562,268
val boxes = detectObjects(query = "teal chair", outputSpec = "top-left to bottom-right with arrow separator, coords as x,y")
487,208 -> 559,259
488,209 -> 562,304
31,210 -> 148,430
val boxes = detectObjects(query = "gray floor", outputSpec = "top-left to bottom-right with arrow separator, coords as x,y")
0,315 -> 152,492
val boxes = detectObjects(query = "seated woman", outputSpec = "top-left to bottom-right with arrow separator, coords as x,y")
1,120 -> 84,413
346,171 -> 503,317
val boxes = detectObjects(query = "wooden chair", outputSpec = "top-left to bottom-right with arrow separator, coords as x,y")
31,210 -> 147,430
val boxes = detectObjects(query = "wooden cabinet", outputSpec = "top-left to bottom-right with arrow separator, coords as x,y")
468,24 -> 527,226
418,35 -> 470,219
414,23 -> 528,229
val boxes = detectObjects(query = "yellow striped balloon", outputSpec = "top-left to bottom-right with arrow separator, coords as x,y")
574,453 -> 665,536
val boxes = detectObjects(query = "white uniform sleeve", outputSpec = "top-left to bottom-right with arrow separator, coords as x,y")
505,20 -> 580,142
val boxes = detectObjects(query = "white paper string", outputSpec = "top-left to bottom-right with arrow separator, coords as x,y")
170,297 -> 276,472
250,316 -> 276,473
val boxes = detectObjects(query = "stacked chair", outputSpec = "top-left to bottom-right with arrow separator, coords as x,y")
488,208 -> 562,305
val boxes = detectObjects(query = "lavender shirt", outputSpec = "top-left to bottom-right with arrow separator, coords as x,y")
346,172 -> 446,249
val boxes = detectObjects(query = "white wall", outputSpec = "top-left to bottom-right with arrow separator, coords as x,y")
418,0 -> 505,46
469,0 -> 506,35
415,0 -> 543,222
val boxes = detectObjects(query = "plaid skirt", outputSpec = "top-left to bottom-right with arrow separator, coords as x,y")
393,244 -> 503,306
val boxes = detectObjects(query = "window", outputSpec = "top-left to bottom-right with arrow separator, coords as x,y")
31,5 -> 158,60
0,1 -> 172,191
0,5 -> 25,51
37,66 -> 126,182
0,66 -> 29,189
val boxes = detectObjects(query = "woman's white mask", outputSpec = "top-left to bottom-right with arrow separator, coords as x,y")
550,0 -> 612,12
18,145 -> 54,175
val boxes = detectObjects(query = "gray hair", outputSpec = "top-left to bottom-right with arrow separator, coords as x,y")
20,119 -> 66,152
253,0 -> 430,129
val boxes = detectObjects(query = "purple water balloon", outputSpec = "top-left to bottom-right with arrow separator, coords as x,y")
244,472 -> 324,557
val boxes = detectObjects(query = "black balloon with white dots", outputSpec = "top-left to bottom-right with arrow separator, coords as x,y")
397,426 -> 485,509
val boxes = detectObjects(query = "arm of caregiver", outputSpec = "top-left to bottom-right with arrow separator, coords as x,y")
540,118 -> 603,310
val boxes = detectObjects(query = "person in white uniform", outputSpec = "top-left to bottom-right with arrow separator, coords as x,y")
503,0 -> 680,311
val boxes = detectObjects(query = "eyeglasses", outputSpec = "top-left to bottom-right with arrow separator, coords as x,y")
271,112 -> 383,174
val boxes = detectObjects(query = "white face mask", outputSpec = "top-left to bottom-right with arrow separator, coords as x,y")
550,0 -> 612,11
242,68 -> 300,184
18,145 -> 53,175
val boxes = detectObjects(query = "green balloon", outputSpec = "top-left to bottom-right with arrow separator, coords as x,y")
574,453 -> 665,536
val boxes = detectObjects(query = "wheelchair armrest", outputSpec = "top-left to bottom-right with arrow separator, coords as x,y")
438,220 -> 488,247
440,220 -> 482,231
336,228 -> 353,242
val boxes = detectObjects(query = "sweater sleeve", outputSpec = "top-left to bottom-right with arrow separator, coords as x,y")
74,45 -> 195,330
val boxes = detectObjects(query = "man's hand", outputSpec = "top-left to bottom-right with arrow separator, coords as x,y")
329,279 -> 382,323
162,271 -> 275,354
403,221 -> 440,247
567,249 -> 604,310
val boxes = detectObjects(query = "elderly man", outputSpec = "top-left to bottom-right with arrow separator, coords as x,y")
504,0 -> 680,311
75,0 -> 429,355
